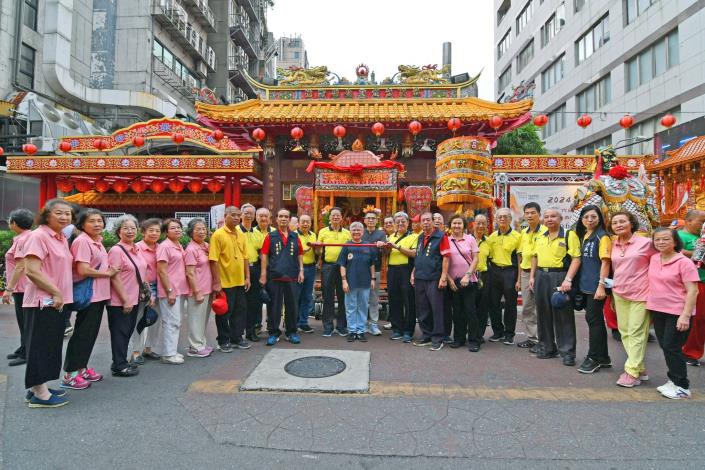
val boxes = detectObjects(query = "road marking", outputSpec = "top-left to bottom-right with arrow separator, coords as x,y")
188,379 -> 702,402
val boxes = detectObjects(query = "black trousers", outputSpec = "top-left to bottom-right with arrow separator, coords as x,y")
443,289 -> 453,337
387,264 -> 416,335
451,282 -> 479,345
216,286 -> 247,345
583,294 -> 610,363
24,306 -> 65,389
652,310 -> 690,389
107,305 -> 138,371
64,300 -> 106,372
476,271 -> 491,338
414,278 -> 445,343
12,293 -> 26,357
246,263 -> 263,332
489,266 -> 518,338
535,270 -> 576,358
268,280 -> 299,336
321,263 -> 346,331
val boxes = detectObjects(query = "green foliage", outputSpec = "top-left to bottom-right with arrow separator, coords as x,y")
0,230 -> 15,262
493,123 -> 547,156
101,231 -> 120,251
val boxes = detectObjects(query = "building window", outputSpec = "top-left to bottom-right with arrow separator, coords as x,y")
516,39 -> 534,73
575,14 -> 610,65
497,0 -> 512,26
18,43 -> 35,89
543,103 -> 567,138
541,55 -> 564,92
516,0 -> 534,36
498,66 -> 512,92
541,2 -> 566,48
293,51 -> 300,59
576,136 -> 612,155
497,30 -> 512,60
626,107 -> 680,154
577,74 -> 611,113
625,0 -> 657,24
23,0 -> 39,30
625,30 -> 678,91
574,0 -> 586,12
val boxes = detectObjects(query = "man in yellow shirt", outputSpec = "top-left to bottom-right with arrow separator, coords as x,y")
237,203 -> 263,342
473,214 -> 491,340
517,202 -> 547,350
529,208 -> 581,365
296,214 -> 317,333
209,206 -> 250,353
487,208 -> 522,345
317,207 -> 351,336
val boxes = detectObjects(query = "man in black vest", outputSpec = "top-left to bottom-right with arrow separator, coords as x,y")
411,212 -> 451,351
260,209 -> 305,346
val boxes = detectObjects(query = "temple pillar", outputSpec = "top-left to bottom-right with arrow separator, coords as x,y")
46,175 -> 57,200
224,176 -> 232,207
39,175 -> 48,209
233,176 -> 241,207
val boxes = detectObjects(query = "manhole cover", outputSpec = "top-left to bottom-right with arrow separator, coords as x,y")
284,356 -> 347,378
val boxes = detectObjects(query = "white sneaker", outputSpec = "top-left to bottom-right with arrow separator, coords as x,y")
382,322 -> 392,330
161,355 -> 184,365
661,385 -> 691,400
369,323 -> 382,336
657,380 -> 675,393
175,353 -> 184,360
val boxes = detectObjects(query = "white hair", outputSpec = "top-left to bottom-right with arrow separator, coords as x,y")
113,214 -> 139,237
349,221 -> 364,231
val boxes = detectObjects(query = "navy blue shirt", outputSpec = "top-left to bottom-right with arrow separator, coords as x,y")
362,228 -> 386,270
337,241 -> 377,289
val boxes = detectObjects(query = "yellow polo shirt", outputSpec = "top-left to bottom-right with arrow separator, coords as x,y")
534,228 -> 581,268
298,230 -> 318,264
476,235 -> 490,272
519,224 -> 548,270
318,226 -> 351,263
236,223 -> 260,264
208,225 -> 247,288
388,231 -> 419,266
487,228 -> 522,267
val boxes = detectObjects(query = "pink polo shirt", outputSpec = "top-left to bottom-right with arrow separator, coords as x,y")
447,234 -> 479,281
71,232 -> 110,303
5,229 -> 32,293
647,253 -> 700,316
108,241 -> 148,307
135,240 -> 158,283
22,225 -> 73,308
611,235 -> 657,301
156,239 -> 189,298
184,240 -> 213,296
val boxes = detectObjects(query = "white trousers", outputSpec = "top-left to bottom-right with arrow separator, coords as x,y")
186,294 -> 212,351
158,295 -> 186,357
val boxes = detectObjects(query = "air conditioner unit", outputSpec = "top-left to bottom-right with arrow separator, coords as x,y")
196,61 -> 208,79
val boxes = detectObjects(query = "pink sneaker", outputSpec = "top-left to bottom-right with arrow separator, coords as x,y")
204,346 -> 214,353
80,367 -> 103,382
61,373 -> 91,390
616,372 -> 641,388
186,347 -> 211,358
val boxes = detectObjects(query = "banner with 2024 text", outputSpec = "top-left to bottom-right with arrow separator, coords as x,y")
509,185 -> 582,230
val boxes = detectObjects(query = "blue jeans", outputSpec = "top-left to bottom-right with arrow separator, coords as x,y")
344,288 -> 370,334
297,264 -> 316,327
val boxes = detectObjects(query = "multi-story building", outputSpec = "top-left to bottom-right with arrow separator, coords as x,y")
275,35 -> 309,71
494,0 -> 705,155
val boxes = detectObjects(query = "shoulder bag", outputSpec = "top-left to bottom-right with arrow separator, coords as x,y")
117,244 -> 152,304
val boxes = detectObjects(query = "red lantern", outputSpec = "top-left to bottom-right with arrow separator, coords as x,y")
489,115 -> 504,130
172,133 -> 185,144
132,135 -> 145,147
447,118 -> 462,132
150,180 -> 166,193
56,179 -> 74,193
333,125 -> 346,139
207,180 -> 223,193
371,122 -> 385,137
577,115 -> 592,128
494,197 -> 502,207
252,127 -> 266,142
619,115 -> 634,129
168,179 -> 185,193
113,180 -> 128,194
661,114 -> 676,128
93,139 -> 108,150
397,188 -> 405,202
408,121 -> 422,136
95,179 -> 110,193
212,129 -> 224,141
0,146 -> 3,157
75,180 -> 93,193
131,180 -> 147,193
58,141 -> 72,153
533,114 -> 548,127
187,180 -> 203,193
22,143 -> 38,155
290,127 -> 304,140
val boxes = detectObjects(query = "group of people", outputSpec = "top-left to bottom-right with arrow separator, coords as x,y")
4,197 -> 705,408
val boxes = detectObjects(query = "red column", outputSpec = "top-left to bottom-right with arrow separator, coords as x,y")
224,176 -> 232,207
232,177 -> 241,207
39,175 -> 48,209
46,174 -> 57,200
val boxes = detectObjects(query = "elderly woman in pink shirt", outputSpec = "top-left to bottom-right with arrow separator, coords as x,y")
22,199 -> 74,408
184,218 -> 214,357
610,211 -> 658,388
156,218 -> 189,365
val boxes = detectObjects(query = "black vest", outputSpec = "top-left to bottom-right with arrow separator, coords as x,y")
415,229 -> 444,281
267,230 -> 299,279
578,228 -> 607,294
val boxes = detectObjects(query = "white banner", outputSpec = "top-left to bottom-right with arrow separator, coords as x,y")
509,185 -> 581,230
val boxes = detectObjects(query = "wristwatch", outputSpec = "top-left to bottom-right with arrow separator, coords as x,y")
167,288 -> 173,293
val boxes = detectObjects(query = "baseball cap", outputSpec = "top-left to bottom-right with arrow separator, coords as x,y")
136,306 -> 159,334
551,291 -> 571,309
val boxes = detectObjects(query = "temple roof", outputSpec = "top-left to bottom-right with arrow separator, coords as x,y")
648,136 -> 705,170
63,191 -> 232,208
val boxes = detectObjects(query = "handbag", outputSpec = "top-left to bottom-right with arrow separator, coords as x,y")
72,262 -> 100,311
117,244 -> 152,304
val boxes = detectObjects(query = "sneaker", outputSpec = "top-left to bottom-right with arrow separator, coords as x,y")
266,335 -> 279,346
79,367 -> 103,382
186,347 -> 211,358
217,343 -> 234,353
640,372 -> 650,382
468,342 -> 481,352
28,394 -> 69,409
449,342 -> 465,349
347,333 -> 356,342
502,336 -> 515,345
142,351 -> 161,360
299,325 -> 314,334
577,357 -> 601,374
657,380 -> 675,394
661,385 -> 691,400
616,372 -> 641,388
287,334 -> 301,344
25,388 -> 66,403
61,373 -> 91,390
369,324 -> 382,336
517,339 -> 536,349
430,342 -> 444,351
402,334 -> 412,343
204,346 -> 214,354
235,340 -> 251,350
488,333 -> 504,342
130,355 -> 145,366
161,355 -> 184,365
64,326 -> 74,337
175,352 -> 184,360
112,366 -> 139,377
442,336 -> 454,344
336,328 -> 349,337
357,333 -> 368,342
8,357 -> 26,366
322,329 -> 333,337
686,359 -> 701,367
562,356 -> 576,366
598,359 -> 612,368
390,331 -> 403,340
529,345 -> 540,354
383,322 -> 392,330
536,351 -> 559,359
413,338 -> 432,347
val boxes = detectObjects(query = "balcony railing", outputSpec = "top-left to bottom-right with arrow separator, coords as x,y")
180,0 -> 216,33
152,1 -> 209,61
229,15 -> 259,58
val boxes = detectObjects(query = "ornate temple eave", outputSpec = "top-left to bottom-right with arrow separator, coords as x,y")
492,155 -> 649,174
647,135 -> 705,171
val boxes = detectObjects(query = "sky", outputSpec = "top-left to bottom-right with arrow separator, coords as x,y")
266,0 -> 495,100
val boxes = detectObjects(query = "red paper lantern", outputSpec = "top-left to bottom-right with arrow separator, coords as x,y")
131,180 -> 147,193
132,135 -> 145,147
577,115 -> 592,128
150,180 -> 166,193
371,122 -> 385,137
447,118 -> 462,132
172,133 -> 185,144
252,127 -> 266,142
56,179 -> 74,193
113,180 -> 128,194
75,180 -> 93,193
494,197 -> 502,207
533,114 -> 548,127
22,143 -> 37,155
187,180 -> 203,193
661,114 -> 676,128
207,180 -> 223,193
168,179 -> 185,193
619,115 -> 634,129
333,125 -> 346,139
0,146 -> 3,157
95,179 -> 110,193
290,127 -> 304,140
488,115 -> 504,130
93,139 -> 108,150
397,188 -> 405,202
408,121 -> 422,136
212,129 -> 225,141
58,141 -> 72,153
